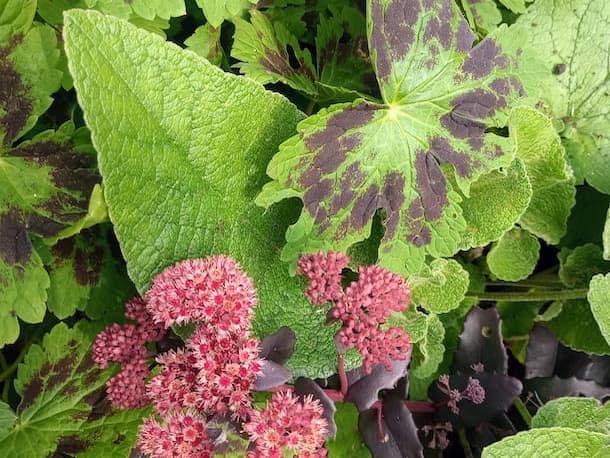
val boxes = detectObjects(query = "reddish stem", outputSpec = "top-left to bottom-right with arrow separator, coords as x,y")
375,401 -> 388,442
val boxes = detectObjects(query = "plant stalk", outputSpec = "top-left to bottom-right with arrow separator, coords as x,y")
514,398 -> 532,427
467,288 -> 588,302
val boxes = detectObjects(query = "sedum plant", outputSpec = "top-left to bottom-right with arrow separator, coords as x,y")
0,0 -> 609,456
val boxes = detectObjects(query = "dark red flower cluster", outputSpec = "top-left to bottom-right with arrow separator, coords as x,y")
437,374 -> 486,414
92,297 -> 165,409
298,252 -> 412,374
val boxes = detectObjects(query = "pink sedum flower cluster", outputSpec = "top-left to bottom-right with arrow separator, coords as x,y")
145,256 -> 257,331
243,391 -> 329,458
92,298 -> 165,409
139,411 -> 214,458
298,252 -> 412,374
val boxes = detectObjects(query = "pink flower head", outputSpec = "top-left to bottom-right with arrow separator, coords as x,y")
186,325 -> 263,420
138,411 -> 214,458
125,297 -> 165,342
437,375 -> 486,414
145,256 -> 257,330
297,251 -> 350,304
92,323 -> 146,369
243,391 -> 328,457
332,265 -> 411,373
106,358 -> 150,410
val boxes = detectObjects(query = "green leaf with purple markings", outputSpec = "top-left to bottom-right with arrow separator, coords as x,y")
257,0 -> 529,275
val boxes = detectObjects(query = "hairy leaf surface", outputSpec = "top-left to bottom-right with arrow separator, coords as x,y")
516,0 -> 610,194
409,258 -> 469,313
257,0 -> 529,275
588,273 -> 610,348
63,10 -> 352,378
487,226 -> 539,281
532,397 -> 610,434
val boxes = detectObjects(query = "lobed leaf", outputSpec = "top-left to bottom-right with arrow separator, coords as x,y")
197,0 -> 255,28
409,258 -> 469,313
257,0 -> 530,275
516,0 -> 610,194
487,226 -> 540,282
63,10 -> 351,378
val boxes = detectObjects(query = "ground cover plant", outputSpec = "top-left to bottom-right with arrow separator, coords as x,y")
0,0 -> 609,456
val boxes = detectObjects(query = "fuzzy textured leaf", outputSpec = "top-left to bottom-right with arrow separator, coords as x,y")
559,244 -> 610,288
482,427 -> 610,458
532,397 -> 610,434
509,107 -> 575,243
63,10 -> 352,378
516,0 -> 610,194
487,226 -> 540,281
257,0 -> 530,275
409,258 -> 469,313
588,273 -> 610,347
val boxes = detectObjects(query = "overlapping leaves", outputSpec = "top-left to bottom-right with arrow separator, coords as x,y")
257,0 -> 530,275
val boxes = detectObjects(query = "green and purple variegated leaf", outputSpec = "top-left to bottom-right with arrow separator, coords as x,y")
257,0 -> 528,274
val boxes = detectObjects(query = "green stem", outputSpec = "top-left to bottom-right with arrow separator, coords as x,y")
514,398 -> 532,427
466,288 -> 588,302
458,428 -> 474,458
305,99 -> 316,116
0,352 -> 7,371
0,338 -> 34,384
485,279 -> 564,289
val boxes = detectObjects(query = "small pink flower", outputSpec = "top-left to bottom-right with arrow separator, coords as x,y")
125,297 -> 165,342
145,256 -> 257,330
106,359 -> 150,410
297,251 -> 350,304
437,375 -> 486,414
92,323 -> 144,369
243,391 -> 328,457
138,412 -> 213,458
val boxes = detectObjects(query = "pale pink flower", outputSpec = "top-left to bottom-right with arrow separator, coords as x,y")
297,251 -> 350,304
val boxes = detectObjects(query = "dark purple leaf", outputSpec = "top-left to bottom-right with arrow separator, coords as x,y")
294,377 -> 337,438
259,326 -> 296,365
453,306 -> 507,374
525,324 -> 559,378
253,360 -> 292,391
524,376 -> 610,402
358,393 -> 423,458
430,373 -> 522,429
345,350 -> 411,412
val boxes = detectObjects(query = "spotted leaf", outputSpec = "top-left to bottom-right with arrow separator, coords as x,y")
257,0 -> 528,275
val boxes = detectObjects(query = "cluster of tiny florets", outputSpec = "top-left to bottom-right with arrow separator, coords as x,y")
322,261 -> 411,373
437,375 -> 486,414
243,391 -> 329,457
297,252 -> 350,304
138,411 -> 214,458
92,297 -> 166,409
421,422 -> 453,450
145,256 -> 257,330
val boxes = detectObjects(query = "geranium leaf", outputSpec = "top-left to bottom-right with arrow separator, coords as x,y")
532,397 -> 610,434
487,227 -> 540,282
0,322 -> 147,457
482,427 -> 610,458
516,0 -> 610,194
467,0 -> 502,33
0,8 -> 62,145
256,0 -> 529,275
197,0 -> 255,27
509,107 -> 576,243
409,258 -> 469,313
325,402 -> 371,458
588,273 -> 610,347
63,10 -> 352,378
0,401 -> 16,436
184,24 -> 223,66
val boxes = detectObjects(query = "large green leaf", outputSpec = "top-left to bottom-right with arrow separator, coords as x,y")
257,0 -> 531,275
0,322 -> 147,457
63,10 -> 350,378
516,0 -> 610,194
588,273 -> 610,348
509,107 -> 575,243
482,427 -> 610,458
409,258 -> 469,313
532,397 -> 610,434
